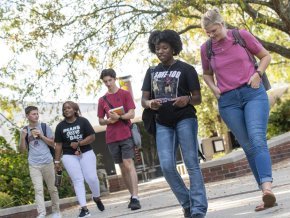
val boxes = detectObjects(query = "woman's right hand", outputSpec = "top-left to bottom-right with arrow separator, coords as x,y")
54,163 -> 62,172
148,99 -> 162,110
212,86 -> 221,99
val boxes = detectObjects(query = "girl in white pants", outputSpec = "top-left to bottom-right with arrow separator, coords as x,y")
62,150 -> 100,207
55,101 -> 105,218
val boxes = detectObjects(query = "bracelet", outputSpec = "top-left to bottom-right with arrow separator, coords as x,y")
54,160 -> 60,164
119,115 -> 122,120
256,70 -> 263,78
147,100 -> 152,109
188,95 -> 192,104
78,141 -> 81,147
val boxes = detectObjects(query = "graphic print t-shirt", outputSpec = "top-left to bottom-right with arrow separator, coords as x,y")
55,117 -> 94,155
153,71 -> 179,101
25,123 -> 54,165
141,60 -> 200,127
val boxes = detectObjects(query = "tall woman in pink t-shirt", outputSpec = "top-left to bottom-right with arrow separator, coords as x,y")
200,8 -> 275,212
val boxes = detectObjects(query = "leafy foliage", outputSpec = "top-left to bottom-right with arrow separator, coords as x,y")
267,90 -> 290,138
0,135 -> 13,150
0,149 -> 35,206
0,138 -> 76,206
0,0 -> 289,144
0,192 -> 14,208
0,0 -> 289,107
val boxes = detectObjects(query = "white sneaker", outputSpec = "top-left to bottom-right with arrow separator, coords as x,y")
52,212 -> 62,218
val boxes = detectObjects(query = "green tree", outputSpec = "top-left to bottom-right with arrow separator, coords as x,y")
0,0 -> 289,136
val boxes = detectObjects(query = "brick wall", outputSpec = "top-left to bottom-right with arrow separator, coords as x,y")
107,175 -> 127,192
107,141 -> 290,192
202,141 -> 290,183
0,201 -> 78,218
270,142 -> 290,164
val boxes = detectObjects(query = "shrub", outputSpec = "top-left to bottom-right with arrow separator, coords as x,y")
0,147 -> 75,206
0,192 -> 14,208
268,91 -> 290,138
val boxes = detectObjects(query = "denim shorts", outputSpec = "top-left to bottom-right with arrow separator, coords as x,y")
107,138 -> 134,163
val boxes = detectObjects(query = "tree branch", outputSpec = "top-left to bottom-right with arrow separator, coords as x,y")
242,2 -> 289,35
178,24 -> 200,34
257,37 -> 290,59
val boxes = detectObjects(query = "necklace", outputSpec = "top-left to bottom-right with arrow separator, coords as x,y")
161,60 -> 177,73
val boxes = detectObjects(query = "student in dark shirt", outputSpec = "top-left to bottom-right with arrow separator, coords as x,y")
141,30 -> 208,218
54,101 -> 104,218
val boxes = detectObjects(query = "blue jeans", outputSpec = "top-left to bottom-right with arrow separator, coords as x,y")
218,84 -> 272,187
156,118 -> 208,216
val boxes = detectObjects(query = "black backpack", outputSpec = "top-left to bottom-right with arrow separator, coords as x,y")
24,123 -> 55,159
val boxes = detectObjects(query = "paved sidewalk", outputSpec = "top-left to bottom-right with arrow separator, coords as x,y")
50,159 -> 290,218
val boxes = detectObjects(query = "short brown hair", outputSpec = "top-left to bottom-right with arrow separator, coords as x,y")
100,68 -> 117,80
25,106 -> 38,115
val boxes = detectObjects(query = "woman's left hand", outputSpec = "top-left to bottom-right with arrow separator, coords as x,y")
173,96 -> 189,107
70,142 -> 78,149
248,73 -> 261,89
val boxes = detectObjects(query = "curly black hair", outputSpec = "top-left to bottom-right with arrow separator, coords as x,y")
148,29 -> 183,55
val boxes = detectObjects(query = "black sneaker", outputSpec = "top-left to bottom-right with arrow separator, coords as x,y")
183,207 -> 191,218
93,197 -> 105,211
130,198 -> 141,210
128,196 -> 132,208
78,207 -> 91,218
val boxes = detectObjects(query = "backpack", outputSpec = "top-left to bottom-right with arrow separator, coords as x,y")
205,29 -> 271,90
24,123 -> 55,159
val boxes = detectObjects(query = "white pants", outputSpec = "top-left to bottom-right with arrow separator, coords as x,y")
62,150 -> 101,207
29,162 -> 60,216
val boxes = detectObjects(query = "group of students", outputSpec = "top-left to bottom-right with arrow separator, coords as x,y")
19,8 -> 276,218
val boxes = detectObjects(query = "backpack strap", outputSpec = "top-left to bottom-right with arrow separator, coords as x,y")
205,39 -> 215,72
205,39 -> 214,60
41,123 -> 47,137
40,122 -> 55,159
102,95 -> 114,109
24,126 -> 29,149
232,29 -> 246,47
232,29 -> 257,67
149,66 -> 156,99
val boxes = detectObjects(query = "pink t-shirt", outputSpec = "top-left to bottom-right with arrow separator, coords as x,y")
98,89 -> 136,144
200,29 -> 263,93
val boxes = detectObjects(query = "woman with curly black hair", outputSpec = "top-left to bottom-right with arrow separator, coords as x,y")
141,30 -> 208,218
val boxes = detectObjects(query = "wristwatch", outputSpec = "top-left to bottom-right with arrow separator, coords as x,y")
54,160 -> 60,164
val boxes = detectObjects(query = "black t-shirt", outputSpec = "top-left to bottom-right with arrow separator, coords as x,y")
55,116 -> 95,155
141,60 -> 200,127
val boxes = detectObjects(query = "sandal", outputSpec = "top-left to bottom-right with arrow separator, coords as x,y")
255,189 -> 277,212
262,189 -> 276,207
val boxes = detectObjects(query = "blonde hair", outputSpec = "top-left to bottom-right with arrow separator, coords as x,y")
201,8 -> 224,29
